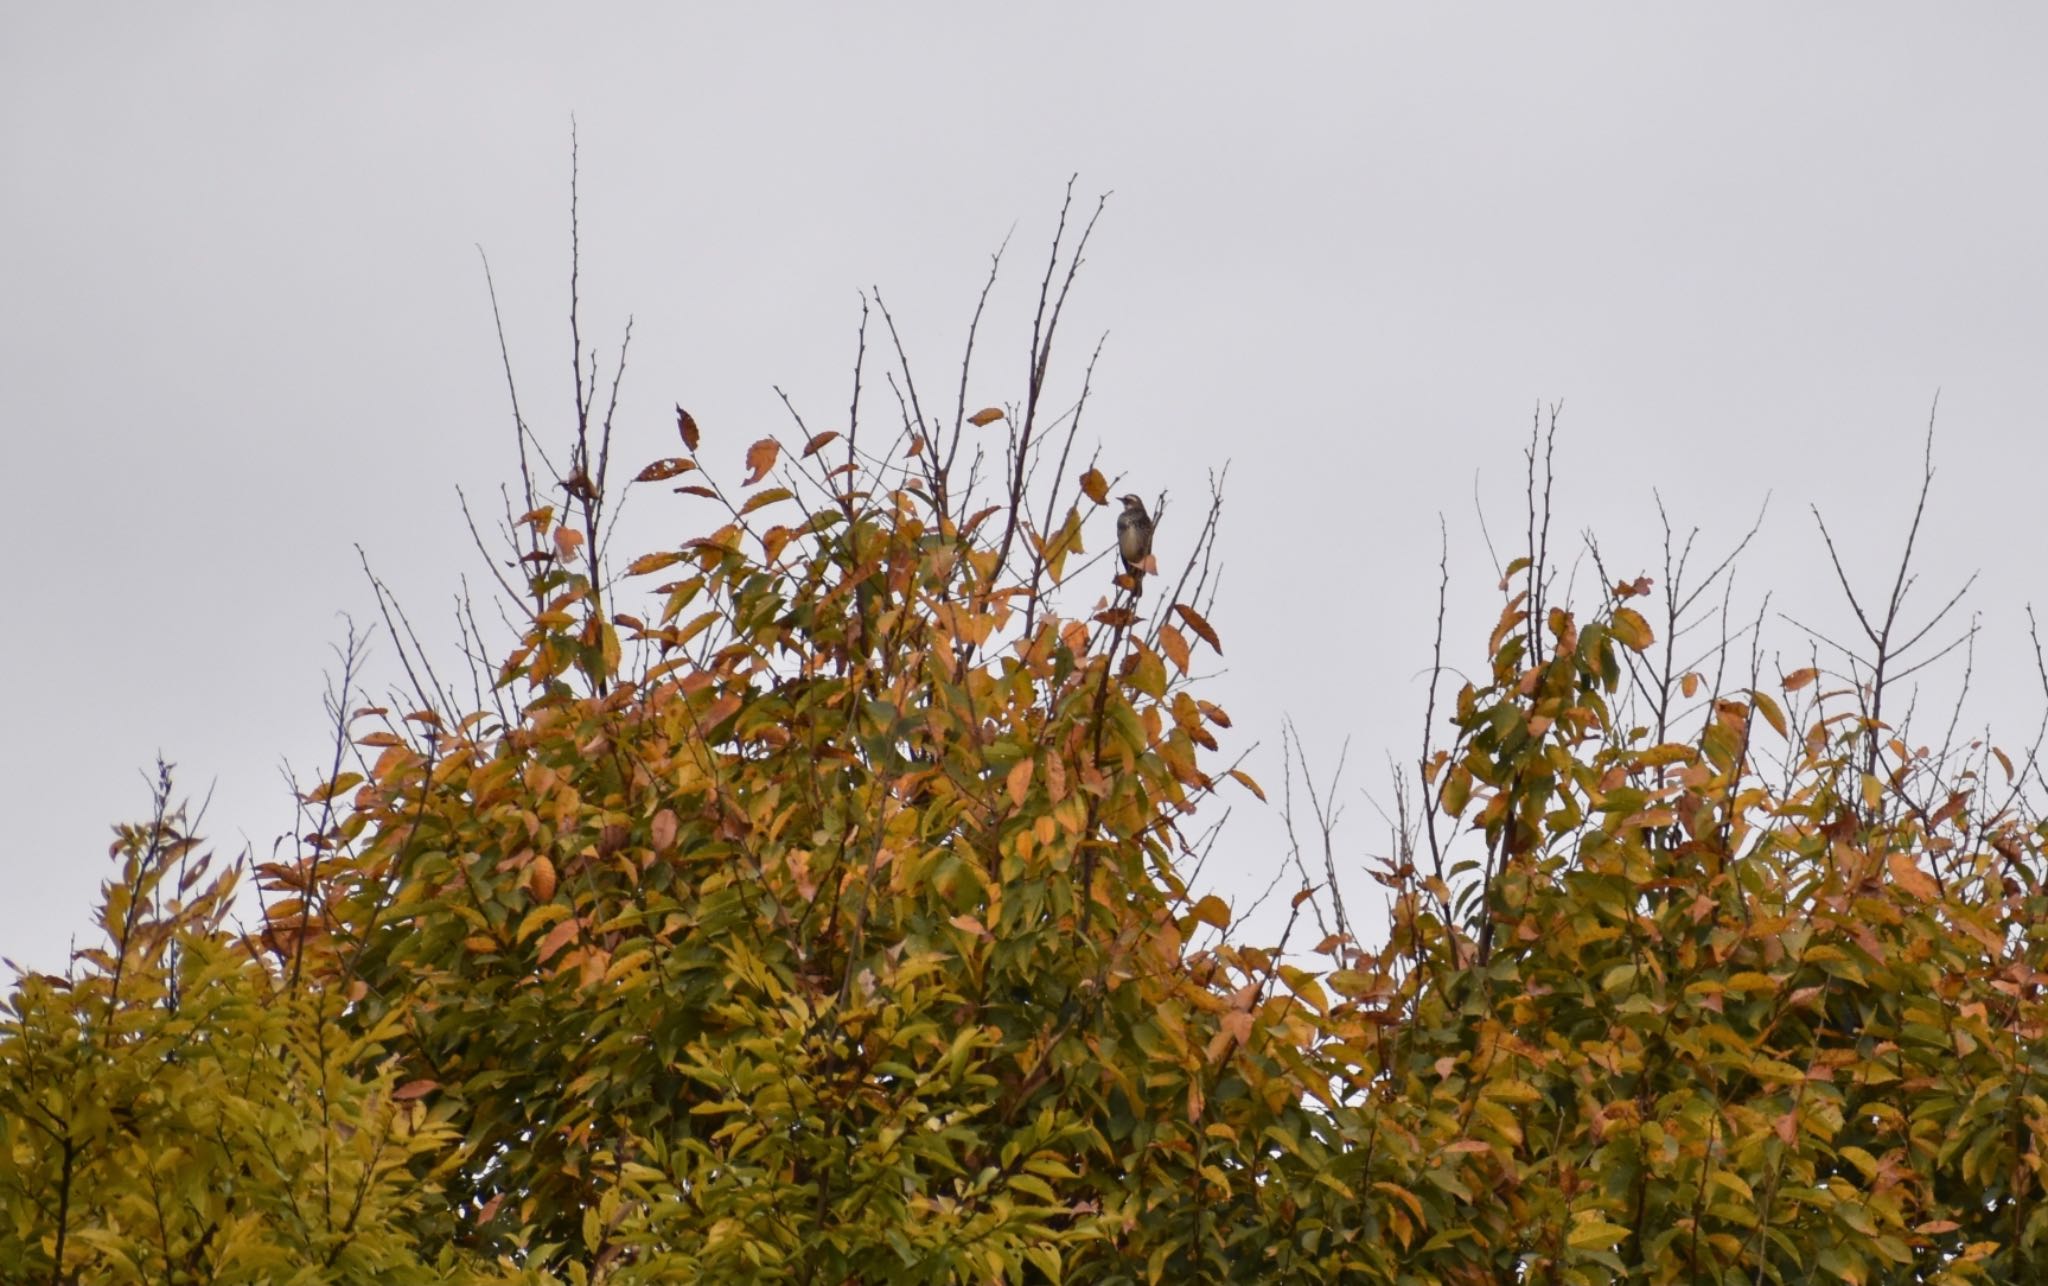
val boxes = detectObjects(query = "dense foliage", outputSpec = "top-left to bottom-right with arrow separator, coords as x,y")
5,218 -> 2044,1283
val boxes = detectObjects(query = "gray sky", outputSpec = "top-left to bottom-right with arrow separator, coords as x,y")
4,7 -> 2045,974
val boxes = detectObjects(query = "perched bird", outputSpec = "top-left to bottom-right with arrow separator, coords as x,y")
1116,494 -> 1154,595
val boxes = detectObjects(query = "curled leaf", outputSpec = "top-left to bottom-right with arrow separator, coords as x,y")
802,430 -> 841,458
745,438 -> 781,485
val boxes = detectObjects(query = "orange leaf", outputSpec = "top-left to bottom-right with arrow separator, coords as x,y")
1228,769 -> 1265,802
1159,624 -> 1192,676
529,855 -> 557,901
744,438 -> 780,485
1007,758 -> 1034,808
1782,667 -> 1819,692
536,915 -> 580,963
553,526 -> 585,564
1079,468 -> 1109,505
392,1079 -> 439,1101
1680,672 -> 1701,699
1173,604 -> 1223,654
802,430 -> 841,458
676,405 -> 700,452
968,406 -> 1005,427
1887,852 -> 1939,902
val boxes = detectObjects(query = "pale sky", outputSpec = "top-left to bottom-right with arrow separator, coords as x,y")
4,7 -> 2045,974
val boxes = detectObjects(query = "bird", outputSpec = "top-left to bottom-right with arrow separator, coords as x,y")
1116,494 -> 1154,596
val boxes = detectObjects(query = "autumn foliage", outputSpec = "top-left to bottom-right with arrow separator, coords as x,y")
6,209 -> 2047,1284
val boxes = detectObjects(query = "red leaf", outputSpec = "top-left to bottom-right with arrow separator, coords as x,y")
392,1078 -> 439,1101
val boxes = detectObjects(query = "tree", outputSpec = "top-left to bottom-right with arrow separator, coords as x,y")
6,188 -> 2045,1284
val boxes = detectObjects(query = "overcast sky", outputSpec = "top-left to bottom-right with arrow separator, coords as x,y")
4,7 -> 2044,974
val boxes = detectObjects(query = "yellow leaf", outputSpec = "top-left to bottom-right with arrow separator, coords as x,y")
1567,1219 -> 1631,1250
627,551 -> 684,576
739,487 -> 793,516
1079,468 -> 1109,504
1190,895 -> 1231,928
1751,689 -> 1788,738
515,903 -> 570,943
1609,605 -> 1654,652
1228,769 -> 1265,802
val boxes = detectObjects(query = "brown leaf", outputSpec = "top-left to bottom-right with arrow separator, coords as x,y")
1079,468 -> 1109,504
636,457 -> 697,483
651,809 -> 678,852
967,406 -> 1005,427
802,430 -> 841,458
744,438 -> 781,485
676,405 -> 700,452
1174,604 -> 1223,654
675,484 -> 719,499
